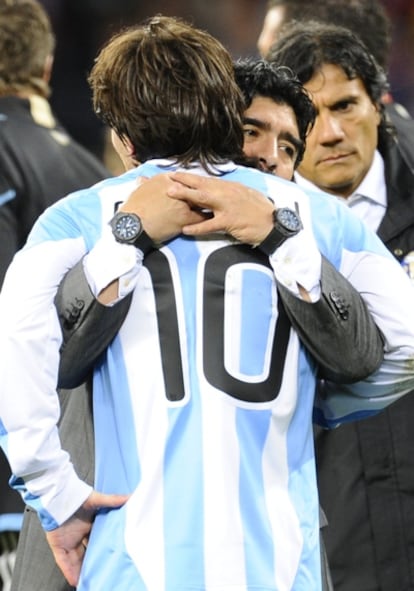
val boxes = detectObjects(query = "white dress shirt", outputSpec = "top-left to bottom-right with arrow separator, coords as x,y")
295,150 -> 387,233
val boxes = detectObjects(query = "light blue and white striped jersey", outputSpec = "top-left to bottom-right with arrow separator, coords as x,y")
2,161 -> 414,591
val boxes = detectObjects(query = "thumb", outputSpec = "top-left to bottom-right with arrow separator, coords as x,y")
84,491 -> 130,513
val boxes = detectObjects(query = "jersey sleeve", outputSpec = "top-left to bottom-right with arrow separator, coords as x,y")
0,195 -> 100,529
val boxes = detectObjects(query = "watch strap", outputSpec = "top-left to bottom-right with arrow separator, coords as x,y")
258,207 -> 302,256
132,229 -> 156,255
258,226 -> 289,256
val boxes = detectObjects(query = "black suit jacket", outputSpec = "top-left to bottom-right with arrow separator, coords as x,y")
315,112 -> 414,591
0,95 -> 109,576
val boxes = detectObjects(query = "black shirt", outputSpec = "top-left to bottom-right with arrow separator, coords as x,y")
0,95 -> 109,286
0,94 -> 108,521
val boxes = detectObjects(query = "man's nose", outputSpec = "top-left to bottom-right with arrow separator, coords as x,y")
313,112 -> 345,145
258,137 -> 278,173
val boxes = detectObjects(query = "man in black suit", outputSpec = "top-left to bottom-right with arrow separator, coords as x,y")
0,3 -> 108,589
269,20 -> 414,591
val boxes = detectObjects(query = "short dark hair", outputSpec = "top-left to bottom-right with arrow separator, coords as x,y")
89,15 -> 245,172
234,58 -> 316,165
268,20 -> 392,146
0,0 -> 55,97
265,0 -> 391,70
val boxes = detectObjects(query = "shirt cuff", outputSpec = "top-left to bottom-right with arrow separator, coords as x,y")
83,226 -> 143,304
268,229 -> 322,302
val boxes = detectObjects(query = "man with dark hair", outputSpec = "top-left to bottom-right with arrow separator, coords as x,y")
0,2 -> 108,589
257,0 -> 414,141
269,19 -> 414,591
234,59 -> 314,175
257,0 -> 391,71
1,16 -> 414,591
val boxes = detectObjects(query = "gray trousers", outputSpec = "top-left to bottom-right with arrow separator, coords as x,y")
11,384 -> 94,591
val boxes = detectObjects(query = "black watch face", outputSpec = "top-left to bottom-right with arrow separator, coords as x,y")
277,208 -> 301,233
114,213 -> 141,242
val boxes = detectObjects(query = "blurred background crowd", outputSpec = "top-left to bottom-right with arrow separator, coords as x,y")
37,0 -> 414,169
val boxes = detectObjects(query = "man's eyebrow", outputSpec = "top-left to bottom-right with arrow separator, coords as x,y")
279,131 -> 303,151
242,116 -> 270,130
242,116 -> 303,151
329,93 -> 360,108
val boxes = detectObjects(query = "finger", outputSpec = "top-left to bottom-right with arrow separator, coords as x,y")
85,492 -> 130,512
167,182 -> 197,200
170,171 -> 204,189
185,209 -> 214,222
51,546 -> 83,586
182,218 -> 222,236
168,186 -> 214,212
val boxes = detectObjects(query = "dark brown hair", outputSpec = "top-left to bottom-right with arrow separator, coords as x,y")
89,15 -> 245,172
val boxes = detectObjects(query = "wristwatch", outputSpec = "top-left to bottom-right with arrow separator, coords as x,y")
258,207 -> 302,255
109,211 -> 155,255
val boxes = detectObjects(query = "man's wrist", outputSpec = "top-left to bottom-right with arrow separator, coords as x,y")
109,211 -> 156,255
257,207 -> 302,255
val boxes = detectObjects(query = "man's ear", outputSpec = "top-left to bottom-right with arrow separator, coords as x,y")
43,54 -> 54,84
113,130 -> 135,156
374,101 -> 383,127
111,130 -> 137,171
122,137 -> 140,168
123,137 -> 135,156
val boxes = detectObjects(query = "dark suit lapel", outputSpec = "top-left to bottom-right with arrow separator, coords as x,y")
377,140 -> 414,245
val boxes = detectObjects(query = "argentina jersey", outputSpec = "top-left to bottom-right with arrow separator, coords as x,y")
76,162 -> 322,590
3,159 -> 412,591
